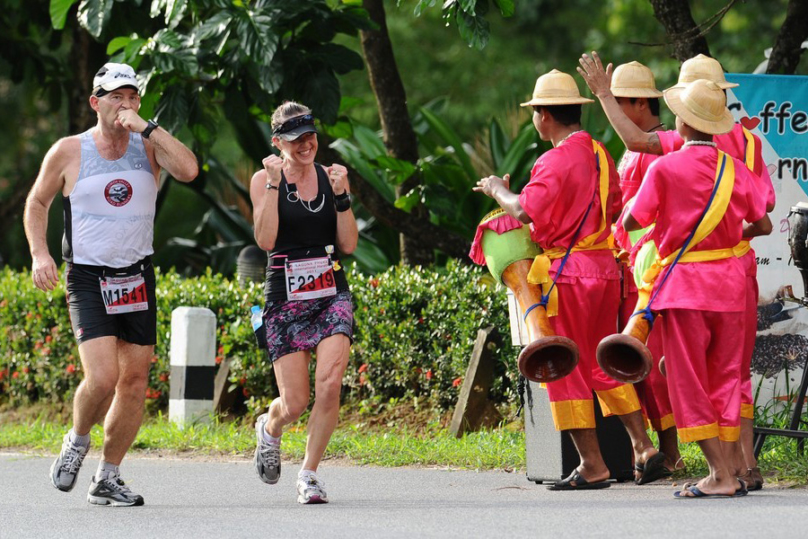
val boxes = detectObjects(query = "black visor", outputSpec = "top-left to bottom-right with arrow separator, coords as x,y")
272,114 -> 317,141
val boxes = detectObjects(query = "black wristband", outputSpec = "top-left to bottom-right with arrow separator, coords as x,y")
335,192 -> 352,212
142,119 -> 159,139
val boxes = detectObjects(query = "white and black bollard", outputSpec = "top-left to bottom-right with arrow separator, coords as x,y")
168,307 -> 217,425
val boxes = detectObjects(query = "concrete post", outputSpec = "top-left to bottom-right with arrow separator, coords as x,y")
169,307 -> 217,425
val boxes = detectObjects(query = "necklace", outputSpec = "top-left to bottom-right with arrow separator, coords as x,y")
683,140 -> 717,147
557,130 -> 583,146
286,183 -> 325,213
646,123 -> 665,132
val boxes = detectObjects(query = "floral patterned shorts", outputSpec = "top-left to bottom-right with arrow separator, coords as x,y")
262,291 -> 353,362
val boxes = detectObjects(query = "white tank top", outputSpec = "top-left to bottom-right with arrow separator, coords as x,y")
63,130 -> 157,268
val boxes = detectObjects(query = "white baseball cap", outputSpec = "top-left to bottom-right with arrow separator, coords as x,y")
92,63 -> 139,94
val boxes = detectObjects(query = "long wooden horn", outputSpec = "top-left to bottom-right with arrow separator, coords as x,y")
596,291 -> 653,383
501,260 -> 579,383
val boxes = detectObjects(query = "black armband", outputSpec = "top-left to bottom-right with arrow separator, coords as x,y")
335,192 -> 352,212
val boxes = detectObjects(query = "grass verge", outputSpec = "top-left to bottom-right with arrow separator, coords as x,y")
1,412 -> 806,484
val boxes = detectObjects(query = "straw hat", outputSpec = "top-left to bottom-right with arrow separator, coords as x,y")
669,54 -> 738,89
663,79 -> 735,135
520,69 -> 594,107
610,61 -> 663,98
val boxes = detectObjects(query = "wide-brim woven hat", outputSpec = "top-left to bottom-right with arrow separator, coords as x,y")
611,61 -> 663,98
664,79 -> 735,135
520,69 -> 594,107
669,54 -> 738,90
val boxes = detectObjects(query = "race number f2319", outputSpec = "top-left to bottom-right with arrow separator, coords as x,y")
285,257 -> 337,301
99,274 -> 149,315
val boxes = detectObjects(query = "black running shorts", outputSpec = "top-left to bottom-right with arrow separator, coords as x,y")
65,258 -> 157,346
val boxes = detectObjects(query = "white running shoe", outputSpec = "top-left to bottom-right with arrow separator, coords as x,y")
253,413 -> 281,485
297,473 -> 328,504
87,475 -> 144,507
50,433 -> 89,492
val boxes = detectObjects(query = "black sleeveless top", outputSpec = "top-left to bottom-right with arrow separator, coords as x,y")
264,163 -> 349,301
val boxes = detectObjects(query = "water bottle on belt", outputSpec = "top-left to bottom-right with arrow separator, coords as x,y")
251,305 -> 267,350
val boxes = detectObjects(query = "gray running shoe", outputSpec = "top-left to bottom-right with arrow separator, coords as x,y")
50,434 -> 89,492
253,413 -> 281,485
297,474 -> 328,504
87,475 -> 144,507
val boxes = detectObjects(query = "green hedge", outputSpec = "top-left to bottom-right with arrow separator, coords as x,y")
0,263 -> 518,416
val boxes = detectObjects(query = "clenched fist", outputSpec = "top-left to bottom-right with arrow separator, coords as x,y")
324,164 -> 349,195
262,154 -> 284,187
117,109 -> 148,133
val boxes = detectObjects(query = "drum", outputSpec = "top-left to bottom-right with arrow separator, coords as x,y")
475,209 -> 579,383
787,202 -> 808,298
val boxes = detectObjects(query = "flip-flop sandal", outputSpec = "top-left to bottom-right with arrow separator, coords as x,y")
635,452 -> 672,485
674,480 -> 748,498
738,467 -> 763,491
547,469 -> 611,491
674,486 -> 740,499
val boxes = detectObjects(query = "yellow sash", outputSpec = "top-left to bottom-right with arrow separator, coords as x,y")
527,140 -> 612,316
731,126 -> 757,252
642,151 -> 736,284
742,126 -> 755,170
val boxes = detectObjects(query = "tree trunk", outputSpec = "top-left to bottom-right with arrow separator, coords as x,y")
317,144 -> 471,261
648,0 -> 711,62
67,21 -> 107,134
767,0 -> 808,74
360,0 -> 434,265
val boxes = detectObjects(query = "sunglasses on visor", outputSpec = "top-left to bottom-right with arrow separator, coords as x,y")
272,114 -> 315,136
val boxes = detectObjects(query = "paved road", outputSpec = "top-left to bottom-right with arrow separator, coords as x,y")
2,452 -> 807,538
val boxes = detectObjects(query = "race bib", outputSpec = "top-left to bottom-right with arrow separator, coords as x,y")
99,274 -> 149,315
285,257 -> 337,301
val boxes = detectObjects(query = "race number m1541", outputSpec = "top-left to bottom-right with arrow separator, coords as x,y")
100,274 -> 149,315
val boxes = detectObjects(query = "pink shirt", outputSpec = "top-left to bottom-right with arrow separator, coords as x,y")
657,124 -> 775,211
630,146 -> 767,312
518,131 -> 621,282
617,150 -> 661,206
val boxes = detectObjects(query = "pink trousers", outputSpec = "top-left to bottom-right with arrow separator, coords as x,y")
660,308 -> 744,442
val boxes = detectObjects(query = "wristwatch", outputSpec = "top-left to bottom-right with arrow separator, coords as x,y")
142,119 -> 159,139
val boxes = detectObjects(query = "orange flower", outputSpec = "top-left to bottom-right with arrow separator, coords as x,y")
358,363 -> 368,373
159,373 -> 168,382
215,356 -> 223,365
359,374 -> 367,385
425,369 -> 433,380
12,371 -> 19,379
66,364 -> 76,374
452,377 -> 462,387
45,335 -> 52,343
242,388 -> 250,397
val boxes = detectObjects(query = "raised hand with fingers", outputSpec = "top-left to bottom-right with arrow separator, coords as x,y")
577,51 -> 614,99
473,173 -> 510,198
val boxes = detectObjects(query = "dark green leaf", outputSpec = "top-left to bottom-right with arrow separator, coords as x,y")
106,36 -> 131,55
488,118 -> 508,168
492,0 -> 514,17
419,107 -> 476,180
373,155 -> 416,186
78,0 -> 114,39
394,189 -> 421,212
352,125 -> 387,159
50,0 -> 79,30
